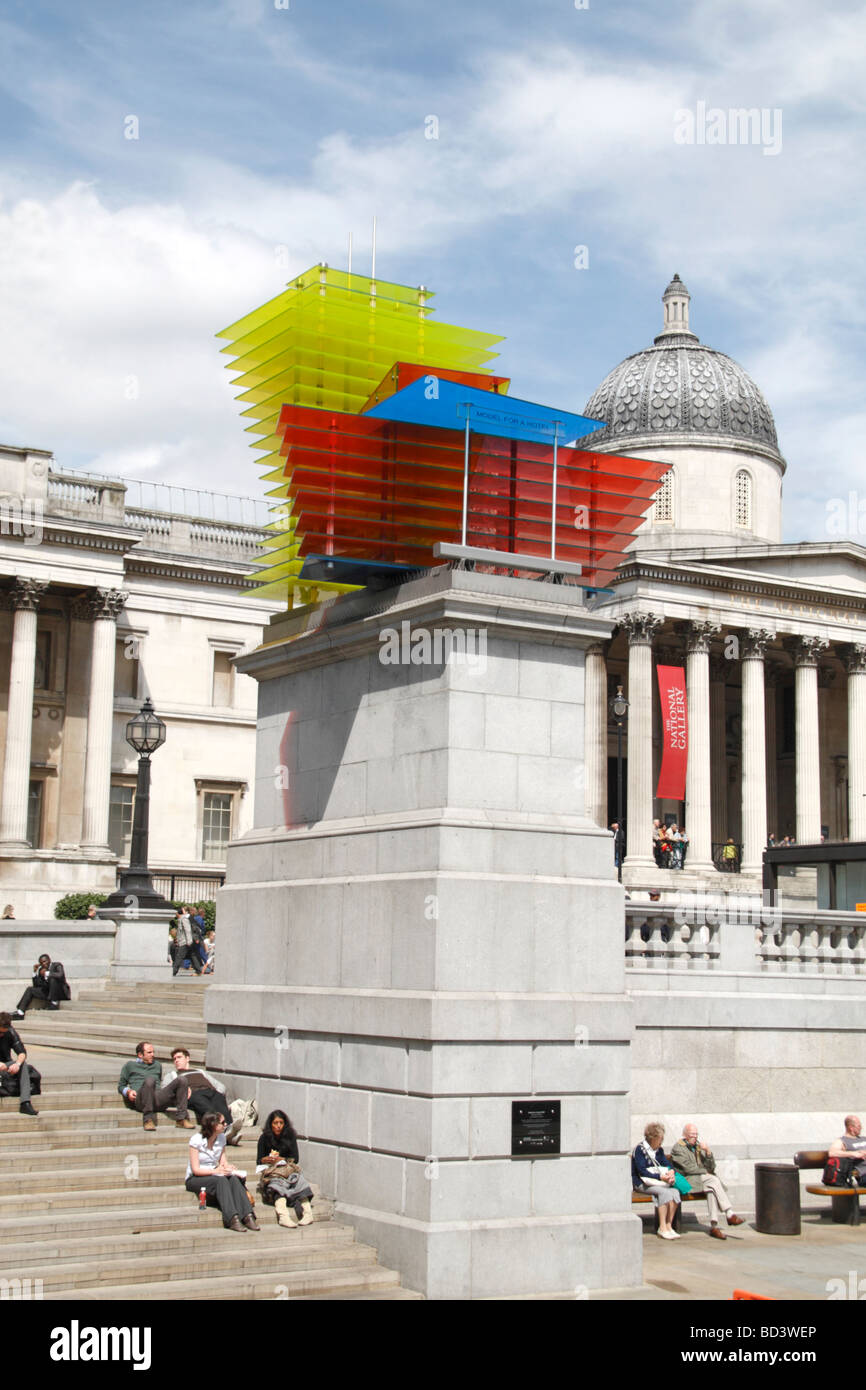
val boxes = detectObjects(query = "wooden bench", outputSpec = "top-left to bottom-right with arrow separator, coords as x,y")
794,1150 -> 866,1227
632,1186 -> 708,1232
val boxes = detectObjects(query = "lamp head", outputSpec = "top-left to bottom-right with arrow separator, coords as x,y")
610,684 -> 629,721
125,698 -> 166,756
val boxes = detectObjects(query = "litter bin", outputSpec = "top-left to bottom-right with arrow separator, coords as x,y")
754,1162 -> 801,1235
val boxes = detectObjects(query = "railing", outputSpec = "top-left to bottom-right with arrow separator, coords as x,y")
626,907 -> 722,970
124,510 -> 172,536
48,475 -> 112,508
189,520 -> 263,550
625,902 -> 866,976
122,871 -> 226,902
756,914 -> 866,975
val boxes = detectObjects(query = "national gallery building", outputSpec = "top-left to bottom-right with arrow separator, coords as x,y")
0,445 -> 278,917
580,276 -> 866,886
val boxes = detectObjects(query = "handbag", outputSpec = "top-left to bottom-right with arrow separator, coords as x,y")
673,1172 -> 692,1195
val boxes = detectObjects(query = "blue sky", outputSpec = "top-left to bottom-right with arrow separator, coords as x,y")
0,0 -> 863,540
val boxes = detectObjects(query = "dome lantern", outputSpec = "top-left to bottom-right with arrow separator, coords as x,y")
655,273 -> 698,344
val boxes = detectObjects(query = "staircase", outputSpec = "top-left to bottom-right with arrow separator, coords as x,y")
0,979 -> 421,1300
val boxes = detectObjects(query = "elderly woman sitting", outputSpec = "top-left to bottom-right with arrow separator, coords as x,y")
632,1121 -> 681,1239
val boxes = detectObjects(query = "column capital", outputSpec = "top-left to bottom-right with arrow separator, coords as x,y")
3,578 -> 48,612
585,640 -> 608,659
742,628 -> 773,661
70,587 -> 128,623
677,619 -> 722,655
843,643 -> 866,675
788,634 -> 830,668
618,612 -> 663,648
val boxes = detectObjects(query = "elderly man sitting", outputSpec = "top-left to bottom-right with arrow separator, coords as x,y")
670,1123 -> 745,1240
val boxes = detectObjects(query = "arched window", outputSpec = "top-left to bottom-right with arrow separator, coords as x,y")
734,469 -> 753,529
653,468 -> 674,523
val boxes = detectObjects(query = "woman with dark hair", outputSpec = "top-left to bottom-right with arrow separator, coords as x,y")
256,1109 -> 314,1228
186,1111 -> 259,1233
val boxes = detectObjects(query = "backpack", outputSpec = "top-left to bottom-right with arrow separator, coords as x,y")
230,1098 -> 258,1128
822,1155 -> 857,1187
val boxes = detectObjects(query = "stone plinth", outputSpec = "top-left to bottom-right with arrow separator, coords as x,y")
102,907 -> 173,982
207,567 -> 639,1299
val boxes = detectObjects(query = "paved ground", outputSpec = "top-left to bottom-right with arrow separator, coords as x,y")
596,1209 -> 866,1300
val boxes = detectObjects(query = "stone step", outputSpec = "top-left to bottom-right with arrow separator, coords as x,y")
9,1238 -> 377,1293
0,1180 -> 334,1217
0,1201 -> 335,1244
1,1220 -> 354,1264
20,1017 -> 206,1041
0,1122 -> 259,1150
46,1264 -> 403,1301
2,1134 -> 257,1167
78,982 -> 210,998
292,1288 -> 425,1300
14,1031 -> 206,1062
44,1005 -> 205,1029
0,1106 -> 179,1134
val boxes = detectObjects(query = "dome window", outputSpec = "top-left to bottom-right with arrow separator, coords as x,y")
735,468 -> 753,529
653,468 -> 674,523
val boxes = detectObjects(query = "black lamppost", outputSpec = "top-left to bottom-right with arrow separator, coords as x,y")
102,698 -> 171,911
609,684 -> 629,883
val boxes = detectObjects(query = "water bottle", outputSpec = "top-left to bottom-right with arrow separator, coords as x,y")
198,1187 -> 207,1213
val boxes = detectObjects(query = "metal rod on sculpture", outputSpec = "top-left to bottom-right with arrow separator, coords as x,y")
461,413 -> 471,546
550,423 -> 560,559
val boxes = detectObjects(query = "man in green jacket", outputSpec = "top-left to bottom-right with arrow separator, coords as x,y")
117,1040 -> 194,1131
669,1123 -> 745,1240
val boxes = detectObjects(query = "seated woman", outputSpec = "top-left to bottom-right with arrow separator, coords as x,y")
185,1111 -> 259,1233
256,1109 -> 314,1228
632,1121 -> 681,1239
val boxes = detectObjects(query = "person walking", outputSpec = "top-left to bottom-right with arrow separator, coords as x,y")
172,909 -> 203,976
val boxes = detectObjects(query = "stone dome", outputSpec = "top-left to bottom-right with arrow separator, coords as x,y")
579,275 -> 782,462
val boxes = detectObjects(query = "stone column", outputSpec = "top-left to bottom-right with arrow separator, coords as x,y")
710,655 -> 728,851
583,642 -> 608,827
740,629 -> 771,875
845,644 -> 866,841
73,589 -> 128,851
621,613 -> 663,869
791,636 -> 829,845
681,621 -> 719,872
0,579 -> 48,847
818,665 -> 836,839
764,664 -> 782,842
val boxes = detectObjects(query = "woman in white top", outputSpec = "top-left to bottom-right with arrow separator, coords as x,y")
184,1111 -> 259,1232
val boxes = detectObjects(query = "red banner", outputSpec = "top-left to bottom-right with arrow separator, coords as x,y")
656,665 -> 688,800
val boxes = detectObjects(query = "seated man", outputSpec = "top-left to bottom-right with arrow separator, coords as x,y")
164,1047 -> 243,1144
117,1040 -> 195,1132
670,1122 -> 745,1239
0,1011 -> 40,1115
829,1115 -> 866,1179
13,954 -> 70,1018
